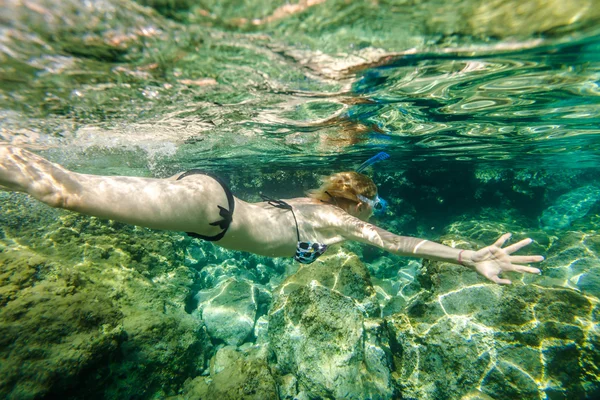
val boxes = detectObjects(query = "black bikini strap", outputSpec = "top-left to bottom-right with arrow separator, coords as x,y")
178,169 -> 235,242
260,194 -> 291,210
260,193 -> 300,242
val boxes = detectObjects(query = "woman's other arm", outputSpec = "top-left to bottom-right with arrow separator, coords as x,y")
0,145 -> 231,235
340,216 -> 543,285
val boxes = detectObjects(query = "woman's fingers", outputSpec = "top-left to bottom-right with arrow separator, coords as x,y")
493,233 -> 512,248
509,255 -> 545,264
503,238 -> 534,254
490,275 -> 512,285
511,264 -> 541,274
478,234 -> 544,285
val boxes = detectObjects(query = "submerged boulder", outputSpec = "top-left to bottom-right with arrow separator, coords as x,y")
268,250 -> 395,399
195,277 -> 260,346
176,344 -> 278,400
0,250 -> 124,399
0,247 -> 212,400
0,205 -> 213,399
274,248 -> 380,317
386,231 -> 600,400
540,185 -> 600,230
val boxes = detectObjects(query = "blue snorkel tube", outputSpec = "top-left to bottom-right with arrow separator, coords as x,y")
356,152 -> 390,215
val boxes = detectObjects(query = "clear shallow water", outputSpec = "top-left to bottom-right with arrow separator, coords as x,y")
1,0 -> 600,173
2,1 -> 600,399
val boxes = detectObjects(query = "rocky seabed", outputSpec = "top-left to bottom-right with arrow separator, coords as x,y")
1,199 -> 599,399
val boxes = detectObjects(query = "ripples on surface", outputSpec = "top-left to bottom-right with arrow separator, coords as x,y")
347,38 -> 600,168
1,0 -> 600,173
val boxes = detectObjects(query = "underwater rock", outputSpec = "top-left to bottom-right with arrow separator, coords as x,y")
176,344 -> 278,400
461,390 -> 497,400
533,230 -> 600,289
0,250 -> 124,399
109,308 -> 211,399
268,251 -> 396,399
575,268 -> 600,297
277,374 -> 298,400
371,259 -> 423,316
388,314 -> 495,400
195,277 -> 260,346
150,265 -> 196,310
210,345 -> 242,375
269,285 -> 395,399
195,259 -> 257,289
540,185 -> 600,230
254,315 -> 269,344
195,255 -> 297,291
0,205 -> 213,399
276,248 -> 381,316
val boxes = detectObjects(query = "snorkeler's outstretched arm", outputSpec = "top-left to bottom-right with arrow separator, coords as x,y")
0,145 -> 235,236
341,219 -> 544,285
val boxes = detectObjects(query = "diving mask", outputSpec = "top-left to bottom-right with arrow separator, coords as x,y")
357,194 -> 387,215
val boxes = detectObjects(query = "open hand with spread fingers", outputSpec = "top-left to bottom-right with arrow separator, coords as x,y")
462,233 -> 544,285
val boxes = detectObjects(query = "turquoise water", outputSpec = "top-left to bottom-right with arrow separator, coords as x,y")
1,1 -> 600,399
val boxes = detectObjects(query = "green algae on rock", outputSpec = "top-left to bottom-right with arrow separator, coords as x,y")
268,250 -> 396,399
0,249 -> 124,399
261,228 -> 600,399
173,345 -> 278,400
386,233 -> 600,400
274,247 -> 380,316
0,199 -> 213,399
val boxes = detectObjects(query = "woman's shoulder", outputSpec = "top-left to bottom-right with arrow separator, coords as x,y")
284,197 -> 338,209
285,197 -> 352,225
284,197 -> 321,205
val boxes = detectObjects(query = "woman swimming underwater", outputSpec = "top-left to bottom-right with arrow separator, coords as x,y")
0,145 -> 543,284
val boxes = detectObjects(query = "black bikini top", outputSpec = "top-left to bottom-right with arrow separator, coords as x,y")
260,194 -> 329,264
260,194 -> 300,241
177,169 -> 235,242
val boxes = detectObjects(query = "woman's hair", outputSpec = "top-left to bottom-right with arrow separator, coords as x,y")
307,171 -> 377,208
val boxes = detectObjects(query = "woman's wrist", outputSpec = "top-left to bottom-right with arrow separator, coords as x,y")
457,249 -> 475,268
